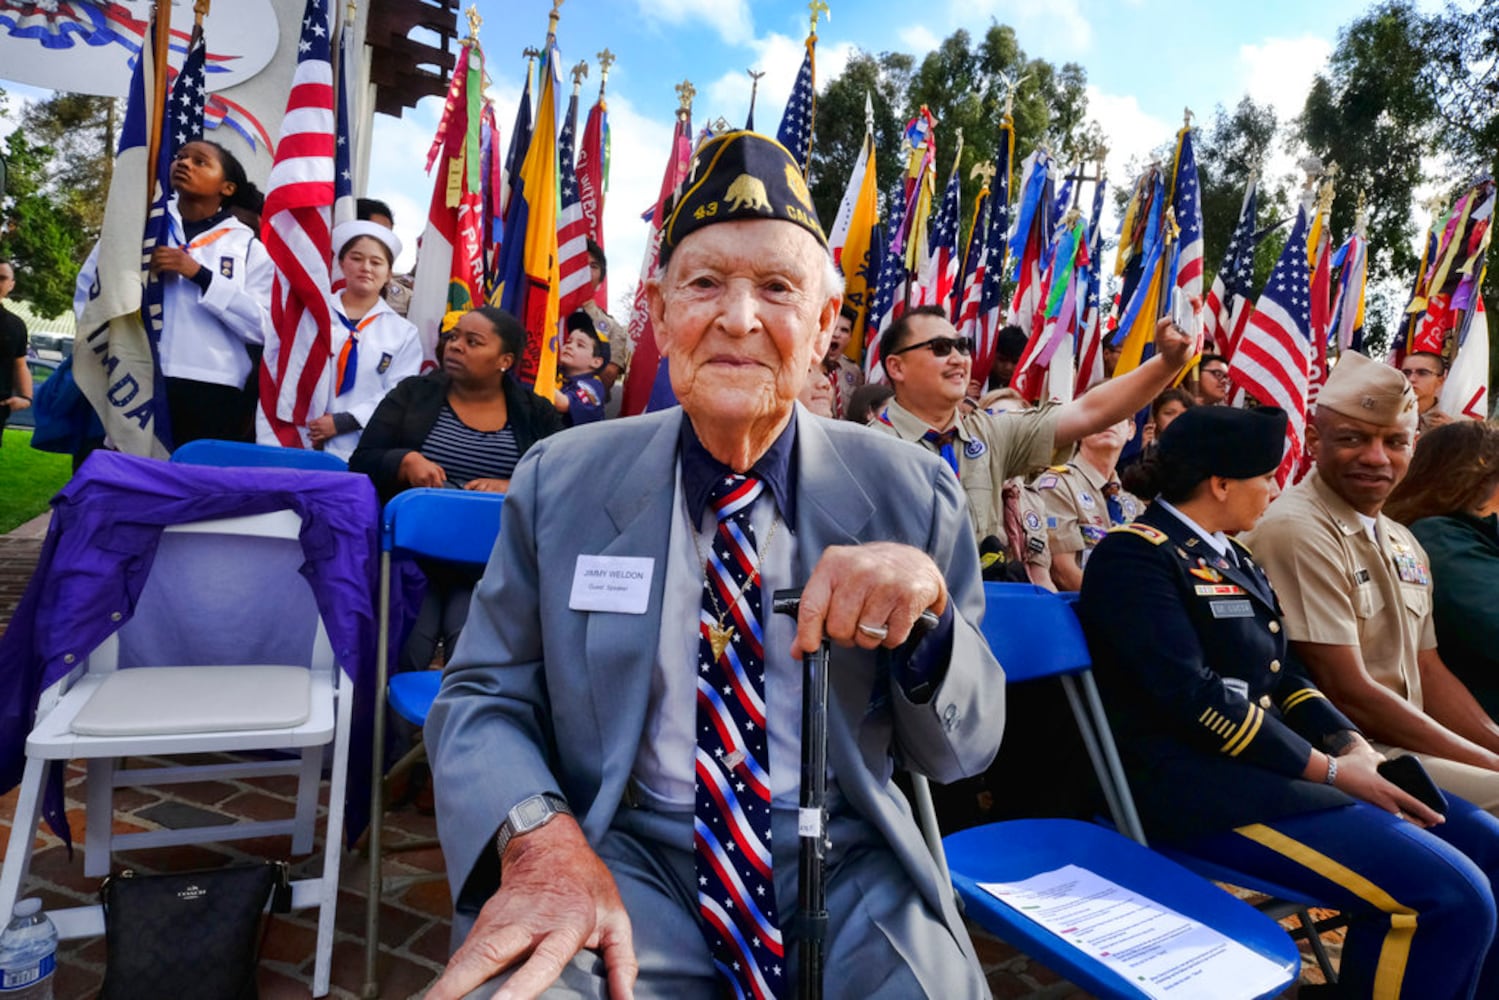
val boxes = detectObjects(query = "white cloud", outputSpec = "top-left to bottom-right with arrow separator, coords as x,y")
953,0 -> 1093,54
1237,36 -> 1332,121
1084,85 -> 1173,187
898,24 -> 941,55
704,34 -> 855,133
636,0 -> 753,46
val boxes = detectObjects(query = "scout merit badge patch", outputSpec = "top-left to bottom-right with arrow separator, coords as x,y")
219,257 -> 235,279
964,438 -> 986,459
377,352 -> 393,374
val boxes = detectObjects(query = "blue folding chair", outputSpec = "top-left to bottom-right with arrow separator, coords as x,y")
908,583 -> 1301,998
363,488 -> 505,996
172,438 -> 348,472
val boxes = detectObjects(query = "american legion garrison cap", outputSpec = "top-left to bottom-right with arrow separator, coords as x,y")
1159,405 -> 1289,480
1316,349 -> 1419,425
659,131 -> 827,265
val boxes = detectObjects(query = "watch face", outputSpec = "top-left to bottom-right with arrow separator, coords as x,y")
514,797 -> 551,829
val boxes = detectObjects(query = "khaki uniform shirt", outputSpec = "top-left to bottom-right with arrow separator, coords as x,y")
1015,482 -> 1053,572
1036,459 -> 1141,559
1244,469 -> 1436,710
825,356 -> 865,419
583,300 -> 631,377
868,398 -> 1062,545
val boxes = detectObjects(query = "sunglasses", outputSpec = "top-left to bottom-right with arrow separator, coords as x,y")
891,335 -> 973,359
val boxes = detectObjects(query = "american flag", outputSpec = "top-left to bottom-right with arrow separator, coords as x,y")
1204,178 -> 1258,360
1171,128 -> 1204,303
954,186 -> 988,326
960,123 -> 1013,390
777,35 -> 816,175
914,163 -> 961,311
1228,206 -> 1312,486
258,0 -> 335,447
863,177 -> 909,382
333,15 -> 356,227
557,88 -> 592,318
141,22 -> 209,448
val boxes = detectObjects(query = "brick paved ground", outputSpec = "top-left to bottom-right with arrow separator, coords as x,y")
0,509 -> 1330,998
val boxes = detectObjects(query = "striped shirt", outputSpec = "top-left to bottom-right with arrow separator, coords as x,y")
420,403 -> 522,487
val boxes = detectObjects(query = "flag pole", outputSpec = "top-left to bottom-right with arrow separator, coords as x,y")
143,0 -> 173,206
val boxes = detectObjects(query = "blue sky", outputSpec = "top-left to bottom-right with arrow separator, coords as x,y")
366,0 -> 1398,309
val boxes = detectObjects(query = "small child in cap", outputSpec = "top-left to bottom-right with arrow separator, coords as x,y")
554,310 -> 610,426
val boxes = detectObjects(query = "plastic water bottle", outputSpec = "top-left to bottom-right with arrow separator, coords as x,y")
0,899 -> 56,999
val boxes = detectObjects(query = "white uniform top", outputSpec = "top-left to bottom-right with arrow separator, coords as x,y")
157,203 -> 273,388
322,293 -> 422,460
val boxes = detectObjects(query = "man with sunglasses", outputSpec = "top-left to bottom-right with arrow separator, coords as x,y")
871,304 -> 1194,557
1401,351 -> 1452,433
1196,354 -> 1231,406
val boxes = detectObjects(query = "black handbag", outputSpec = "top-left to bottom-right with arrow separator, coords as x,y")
98,861 -> 291,1000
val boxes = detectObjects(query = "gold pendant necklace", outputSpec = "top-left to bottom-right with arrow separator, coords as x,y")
690,501 -> 780,663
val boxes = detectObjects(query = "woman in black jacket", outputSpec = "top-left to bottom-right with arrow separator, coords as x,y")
350,306 -> 563,501
351,306 -> 564,672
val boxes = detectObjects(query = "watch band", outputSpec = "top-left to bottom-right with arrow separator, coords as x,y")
494,792 -> 572,860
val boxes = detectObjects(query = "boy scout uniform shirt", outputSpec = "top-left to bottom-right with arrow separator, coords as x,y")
1016,482 -> 1053,571
1243,468 -> 1436,711
1036,460 -> 1142,559
869,398 -> 1063,545
825,355 -> 865,419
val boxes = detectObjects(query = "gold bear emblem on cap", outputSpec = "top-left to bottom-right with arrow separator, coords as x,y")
724,174 -> 771,213
785,163 -> 813,211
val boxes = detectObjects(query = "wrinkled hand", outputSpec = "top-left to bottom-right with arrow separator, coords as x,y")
464,477 -> 509,493
1334,745 -> 1443,829
305,415 -> 337,445
426,817 -> 637,1000
1152,296 -> 1199,369
398,451 -> 447,488
150,246 -> 202,280
792,542 -> 947,659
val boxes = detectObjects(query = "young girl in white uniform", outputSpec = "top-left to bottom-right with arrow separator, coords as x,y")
301,221 -> 422,460
148,140 -> 273,445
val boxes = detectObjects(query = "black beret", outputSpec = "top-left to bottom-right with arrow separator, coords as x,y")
660,130 -> 826,265
1158,405 -> 1288,480
564,309 -> 609,365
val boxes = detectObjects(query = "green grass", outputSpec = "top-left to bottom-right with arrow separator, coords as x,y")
0,427 -> 71,534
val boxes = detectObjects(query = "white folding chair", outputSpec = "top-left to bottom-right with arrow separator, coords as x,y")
0,510 -> 353,997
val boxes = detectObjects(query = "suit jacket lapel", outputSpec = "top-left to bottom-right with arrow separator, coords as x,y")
584,413 -> 682,787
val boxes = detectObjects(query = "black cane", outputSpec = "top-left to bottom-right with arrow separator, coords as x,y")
772,589 -> 940,1000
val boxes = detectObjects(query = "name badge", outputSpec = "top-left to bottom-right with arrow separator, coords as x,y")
569,555 -> 655,614
1210,599 -> 1254,619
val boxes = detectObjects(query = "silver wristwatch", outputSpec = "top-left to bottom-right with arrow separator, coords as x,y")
494,793 -> 572,859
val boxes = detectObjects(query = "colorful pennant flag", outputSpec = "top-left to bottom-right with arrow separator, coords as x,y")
1075,174 -> 1109,396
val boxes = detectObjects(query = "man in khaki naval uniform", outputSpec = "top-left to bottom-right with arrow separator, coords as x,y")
1246,350 -> 1499,812
870,304 -> 1192,573
1036,414 -> 1142,591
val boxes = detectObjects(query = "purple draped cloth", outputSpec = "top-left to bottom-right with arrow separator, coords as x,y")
0,451 -> 382,849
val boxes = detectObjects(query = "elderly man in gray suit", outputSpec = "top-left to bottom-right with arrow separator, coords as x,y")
424,132 -> 1003,1000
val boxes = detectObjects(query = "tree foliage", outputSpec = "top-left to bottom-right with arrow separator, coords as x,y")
1196,97 -> 1294,295
0,89 -> 113,318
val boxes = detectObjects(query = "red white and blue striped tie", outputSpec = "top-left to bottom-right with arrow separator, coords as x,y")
695,473 -> 785,999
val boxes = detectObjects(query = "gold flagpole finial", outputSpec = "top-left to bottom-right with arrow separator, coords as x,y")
597,48 -> 615,98
1183,106 -> 1194,130
997,70 -> 1030,120
464,4 -> 481,42
970,160 -> 997,188
571,61 -> 589,89
808,0 -> 829,36
548,0 -> 564,33
194,0 -> 212,20
675,79 -> 696,115
522,45 -> 543,63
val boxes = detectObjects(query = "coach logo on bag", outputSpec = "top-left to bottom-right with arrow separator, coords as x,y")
176,883 -> 208,902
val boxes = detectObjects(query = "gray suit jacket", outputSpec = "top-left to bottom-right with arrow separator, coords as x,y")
425,405 -> 1005,968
